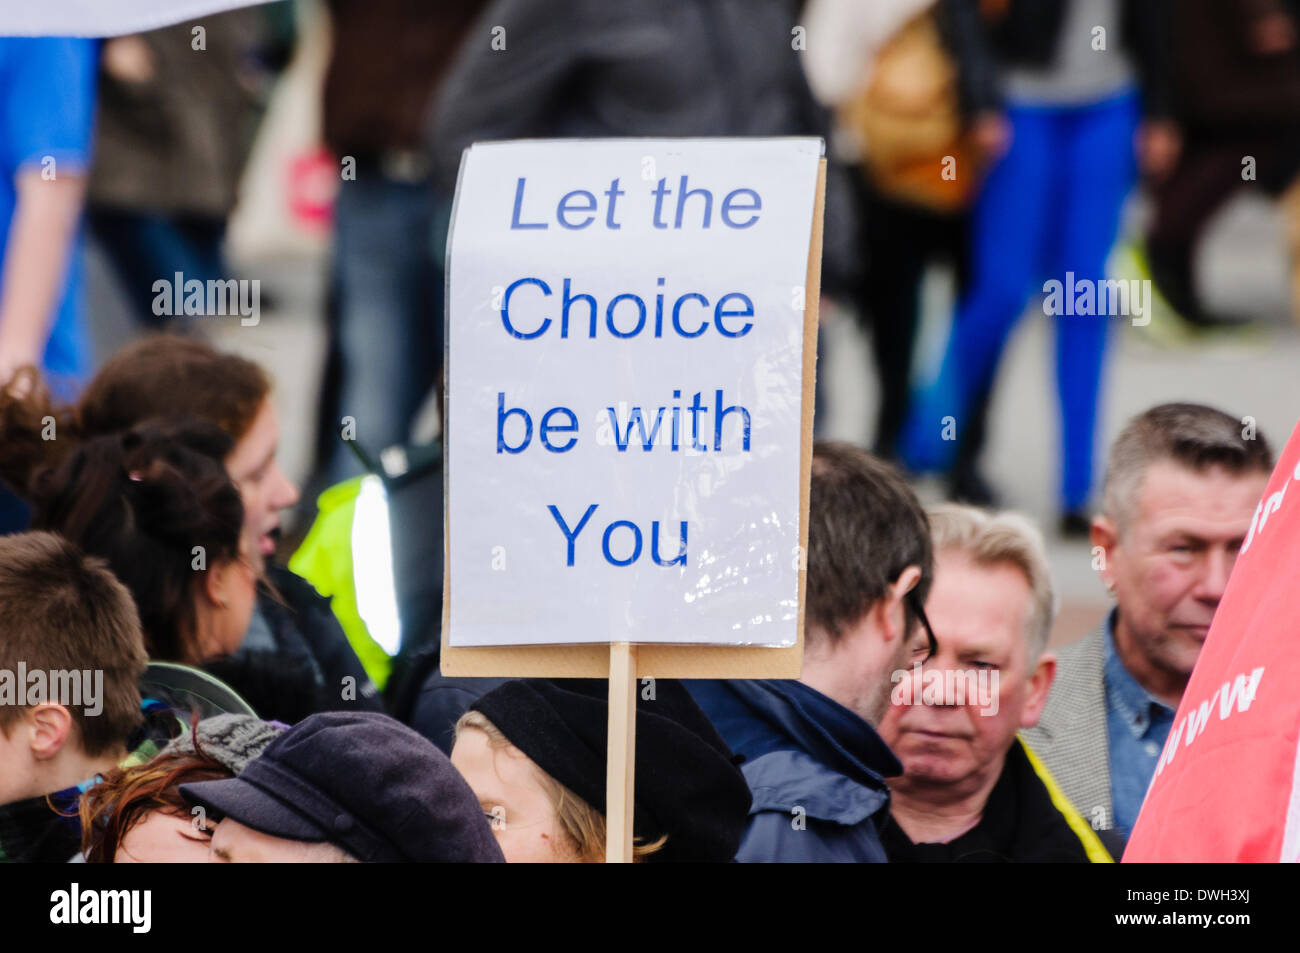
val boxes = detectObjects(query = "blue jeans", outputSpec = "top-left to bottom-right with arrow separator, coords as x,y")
901,92 -> 1139,510
89,209 -> 226,330
325,173 -> 446,482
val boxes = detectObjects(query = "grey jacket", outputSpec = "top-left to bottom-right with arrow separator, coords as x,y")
1019,624 -> 1113,833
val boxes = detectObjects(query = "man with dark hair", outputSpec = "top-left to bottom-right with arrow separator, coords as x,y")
0,532 -> 154,862
1023,403 -> 1273,851
689,441 -> 934,862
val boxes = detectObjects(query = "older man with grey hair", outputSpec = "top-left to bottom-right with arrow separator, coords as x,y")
877,503 -> 1111,862
1022,402 -> 1273,853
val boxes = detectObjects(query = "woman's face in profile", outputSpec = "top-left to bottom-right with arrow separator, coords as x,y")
224,399 -> 300,560
196,534 -> 261,662
450,727 -> 584,863
115,809 -> 213,863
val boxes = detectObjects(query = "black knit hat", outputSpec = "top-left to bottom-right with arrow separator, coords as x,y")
470,678 -> 751,862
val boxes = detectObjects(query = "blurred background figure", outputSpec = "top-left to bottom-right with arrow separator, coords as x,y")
1141,0 -> 1300,330
803,0 -> 1004,477
898,0 -> 1174,533
314,0 -> 484,486
87,9 -> 286,332
428,0 -> 861,413
0,36 -> 97,532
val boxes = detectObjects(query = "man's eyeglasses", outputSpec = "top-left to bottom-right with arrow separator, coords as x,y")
905,589 -> 938,663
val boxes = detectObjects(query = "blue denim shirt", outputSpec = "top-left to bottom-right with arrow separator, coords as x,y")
1104,614 -> 1176,837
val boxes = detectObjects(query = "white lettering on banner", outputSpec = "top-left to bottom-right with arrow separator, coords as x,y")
1242,456 -> 1300,554
1154,667 -> 1265,778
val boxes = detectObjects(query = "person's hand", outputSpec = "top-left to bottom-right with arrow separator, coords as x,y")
1251,12 -> 1296,54
1137,120 -> 1182,181
970,112 -> 1012,162
0,332 -> 42,397
101,35 -> 155,84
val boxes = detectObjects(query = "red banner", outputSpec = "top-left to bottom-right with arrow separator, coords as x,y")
1125,418 -> 1300,862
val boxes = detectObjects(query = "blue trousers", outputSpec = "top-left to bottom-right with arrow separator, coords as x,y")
325,173 -> 447,482
902,92 -> 1139,510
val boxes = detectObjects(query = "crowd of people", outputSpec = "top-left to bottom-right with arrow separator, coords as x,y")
0,332 -> 1270,861
0,0 -> 1296,862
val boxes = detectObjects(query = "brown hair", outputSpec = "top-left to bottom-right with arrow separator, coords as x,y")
0,335 -> 270,498
806,441 -> 934,645
1103,403 -> 1274,533
79,718 -> 231,862
454,711 -> 665,862
29,421 -> 245,665
0,532 -> 147,757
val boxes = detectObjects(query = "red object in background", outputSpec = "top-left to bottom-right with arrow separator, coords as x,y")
1124,417 -> 1300,862
287,148 -> 338,232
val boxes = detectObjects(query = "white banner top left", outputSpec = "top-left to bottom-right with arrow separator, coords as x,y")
0,0 -> 269,37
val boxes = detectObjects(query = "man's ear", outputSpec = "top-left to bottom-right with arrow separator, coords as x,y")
1091,515 -> 1120,591
875,564 -> 923,646
1019,653 -> 1057,730
27,703 -> 74,761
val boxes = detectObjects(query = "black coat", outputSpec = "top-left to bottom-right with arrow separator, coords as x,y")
207,564 -> 385,725
879,738 -> 1112,862
960,0 -> 1175,116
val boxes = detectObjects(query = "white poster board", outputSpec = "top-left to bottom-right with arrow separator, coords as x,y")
444,137 -> 822,656
0,0 -> 268,36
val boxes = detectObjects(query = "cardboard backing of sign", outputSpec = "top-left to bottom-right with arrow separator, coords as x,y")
440,156 -> 824,680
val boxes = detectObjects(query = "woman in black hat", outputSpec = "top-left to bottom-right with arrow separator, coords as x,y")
450,678 -> 752,862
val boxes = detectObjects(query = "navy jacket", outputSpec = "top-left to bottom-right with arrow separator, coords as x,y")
688,679 -> 901,862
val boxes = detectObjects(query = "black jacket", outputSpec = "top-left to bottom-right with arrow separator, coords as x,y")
879,738 -> 1111,862
429,0 -> 866,296
961,0 -> 1174,117
212,564 -> 384,725
398,652 -> 504,755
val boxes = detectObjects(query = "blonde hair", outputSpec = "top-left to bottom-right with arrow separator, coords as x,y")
927,503 -> 1057,663
454,710 -> 665,862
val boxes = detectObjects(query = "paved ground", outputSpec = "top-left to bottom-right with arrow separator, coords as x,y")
85,190 -> 1300,650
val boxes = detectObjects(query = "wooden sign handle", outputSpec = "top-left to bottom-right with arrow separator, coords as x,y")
605,642 -> 638,863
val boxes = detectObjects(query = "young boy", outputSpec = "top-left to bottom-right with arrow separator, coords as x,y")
0,531 -> 154,862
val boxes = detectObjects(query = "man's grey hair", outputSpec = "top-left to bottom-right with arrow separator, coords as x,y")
1102,403 -> 1273,534
927,504 -> 1057,663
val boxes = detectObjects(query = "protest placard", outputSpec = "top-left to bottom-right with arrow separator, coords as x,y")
443,138 -> 822,664
441,138 -> 825,859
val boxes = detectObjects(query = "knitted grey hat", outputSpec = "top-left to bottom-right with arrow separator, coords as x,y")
162,714 -> 287,775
